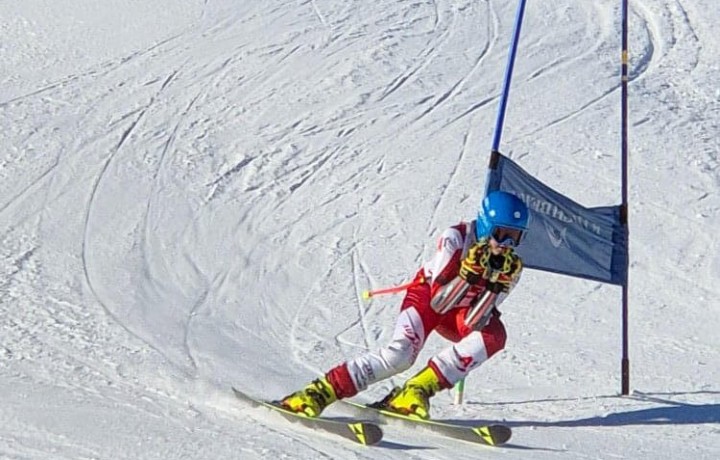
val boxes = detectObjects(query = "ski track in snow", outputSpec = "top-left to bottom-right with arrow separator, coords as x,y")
1,0 -> 719,459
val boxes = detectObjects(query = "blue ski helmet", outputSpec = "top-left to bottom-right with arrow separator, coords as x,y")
475,191 -> 530,247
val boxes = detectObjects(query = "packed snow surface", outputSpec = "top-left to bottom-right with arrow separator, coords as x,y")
1,1 -> 718,458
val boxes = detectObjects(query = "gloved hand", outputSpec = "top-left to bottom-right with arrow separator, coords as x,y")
459,240 -> 522,289
459,241 -> 492,285
487,250 -> 522,292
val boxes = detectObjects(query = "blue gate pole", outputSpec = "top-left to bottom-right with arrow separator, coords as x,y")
458,0 -> 529,405
490,0 -> 528,156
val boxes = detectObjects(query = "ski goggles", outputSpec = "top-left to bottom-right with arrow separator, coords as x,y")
490,226 -> 524,247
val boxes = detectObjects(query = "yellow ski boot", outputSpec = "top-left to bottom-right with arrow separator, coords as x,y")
387,366 -> 443,420
280,378 -> 337,417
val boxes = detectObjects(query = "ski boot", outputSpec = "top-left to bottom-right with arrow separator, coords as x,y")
387,366 -> 443,419
279,377 -> 337,417
366,386 -> 401,410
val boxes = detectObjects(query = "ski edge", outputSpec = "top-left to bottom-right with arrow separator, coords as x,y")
231,387 -> 383,446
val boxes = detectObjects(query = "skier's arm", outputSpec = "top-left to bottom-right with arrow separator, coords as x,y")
421,227 -> 464,285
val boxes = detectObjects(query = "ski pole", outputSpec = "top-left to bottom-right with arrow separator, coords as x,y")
362,276 -> 425,300
454,378 -> 465,404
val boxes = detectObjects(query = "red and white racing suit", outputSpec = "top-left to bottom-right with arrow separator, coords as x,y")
325,220 -> 522,398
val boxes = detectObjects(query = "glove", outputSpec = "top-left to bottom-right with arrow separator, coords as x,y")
487,251 -> 522,292
459,240 -> 522,289
459,242 -> 492,285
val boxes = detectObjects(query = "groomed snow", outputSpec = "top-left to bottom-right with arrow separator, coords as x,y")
1,1 -> 718,459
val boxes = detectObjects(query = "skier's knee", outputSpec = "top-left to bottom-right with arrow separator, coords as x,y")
382,339 -> 417,373
481,320 -> 507,358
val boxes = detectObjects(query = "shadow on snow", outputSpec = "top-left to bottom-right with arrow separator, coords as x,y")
465,390 -> 720,428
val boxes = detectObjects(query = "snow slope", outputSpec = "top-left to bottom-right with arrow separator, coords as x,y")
1,0 -> 718,458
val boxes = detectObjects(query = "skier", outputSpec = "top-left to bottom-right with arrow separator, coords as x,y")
280,190 -> 530,419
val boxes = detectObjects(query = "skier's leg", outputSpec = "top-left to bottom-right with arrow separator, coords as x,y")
281,277 -> 439,415
387,312 -> 506,418
327,305 -> 429,398
430,313 -> 507,385
325,274 -> 438,399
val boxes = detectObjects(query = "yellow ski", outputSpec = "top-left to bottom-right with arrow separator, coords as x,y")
341,400 -> 511,446
232,388 -> 383,446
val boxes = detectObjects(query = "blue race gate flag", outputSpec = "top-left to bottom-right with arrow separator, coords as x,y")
485,152 -> 628,285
